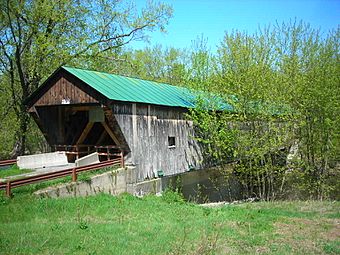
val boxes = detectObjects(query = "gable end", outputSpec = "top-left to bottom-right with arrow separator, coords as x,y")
26,68 -> 112,109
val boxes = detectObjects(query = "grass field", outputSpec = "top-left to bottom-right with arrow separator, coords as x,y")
0,191 -> 339,255
0,165 -> 33,179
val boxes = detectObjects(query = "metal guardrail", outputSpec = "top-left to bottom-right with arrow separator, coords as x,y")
0,159 -> 17,167
0,155 -> 124,197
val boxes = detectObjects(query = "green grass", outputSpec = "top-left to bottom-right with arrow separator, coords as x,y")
0,191 -> 339,255
0,165 -> 33,179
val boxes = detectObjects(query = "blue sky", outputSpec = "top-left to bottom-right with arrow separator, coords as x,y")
132,0 -> 339,51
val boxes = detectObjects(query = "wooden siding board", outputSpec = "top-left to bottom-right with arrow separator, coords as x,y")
33,75 -> 99,107
112,102 -> 203,181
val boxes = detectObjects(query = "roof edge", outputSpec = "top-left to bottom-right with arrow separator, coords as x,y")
61,66 -> 188,90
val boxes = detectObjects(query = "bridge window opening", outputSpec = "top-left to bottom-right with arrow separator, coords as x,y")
168,136 -> 176,148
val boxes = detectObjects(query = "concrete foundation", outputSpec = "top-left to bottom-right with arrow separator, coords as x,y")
127,179 -> 162,197
35,166 -> 133,198
17,152 -> 68,170
75,152 -> 100,167
34,165 -> 242,202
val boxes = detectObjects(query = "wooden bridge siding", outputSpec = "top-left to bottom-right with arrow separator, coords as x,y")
112,102 -> 203,181
33,76 -> 98,106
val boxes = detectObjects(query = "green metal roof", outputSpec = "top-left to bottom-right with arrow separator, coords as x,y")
63,66 -> 196,108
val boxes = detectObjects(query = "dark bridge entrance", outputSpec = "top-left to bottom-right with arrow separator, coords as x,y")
31,104 -> 121,162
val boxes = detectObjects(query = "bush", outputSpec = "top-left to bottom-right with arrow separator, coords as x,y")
161,190 -> 185,204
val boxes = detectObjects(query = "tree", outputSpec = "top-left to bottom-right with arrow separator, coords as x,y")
186,35 -> 214,90
189,29 -> 290,200
188,22 -> 339,200
109,44 -> 189,85
274,21 -> 340,199
0,0 -> 172,156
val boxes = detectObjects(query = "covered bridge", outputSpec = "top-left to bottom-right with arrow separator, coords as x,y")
26,66 -> 204,181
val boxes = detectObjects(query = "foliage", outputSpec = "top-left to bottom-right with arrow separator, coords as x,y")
105,44 -> 189,86
0,193 -> 339,254
161,188 -> 186,204
189,106 -> 236,166
282,166 -> 340,201
273,22 -> 340,200
188,21 -> 339,200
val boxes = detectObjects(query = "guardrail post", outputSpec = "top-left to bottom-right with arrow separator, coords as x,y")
120,151 -> 124,168
6,179 -> 11,197
72,168 -> 77,182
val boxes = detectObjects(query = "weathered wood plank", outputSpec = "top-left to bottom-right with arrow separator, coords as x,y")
34,76 -> 98,106
112,102 -> 203,181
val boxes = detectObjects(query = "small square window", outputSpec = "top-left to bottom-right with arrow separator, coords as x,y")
168,136 -> 176,148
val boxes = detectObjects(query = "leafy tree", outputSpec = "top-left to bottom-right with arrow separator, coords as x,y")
111,44 -> 189,85
0,0 -> 172,156
274,21 -> 340,199
189,29 -> 290,200
188,22 -> 339,200
187,35 -> 214,90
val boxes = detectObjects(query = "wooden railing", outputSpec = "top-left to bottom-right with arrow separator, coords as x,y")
0,155 -> 124,197
0,159 -> 17,167
53,144 -> 121,161
53,145 -> 94,159
94,145 -> 121,160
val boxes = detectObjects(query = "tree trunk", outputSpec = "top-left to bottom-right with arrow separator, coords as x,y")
19,112 -> 29,155
12,106 -> 30,157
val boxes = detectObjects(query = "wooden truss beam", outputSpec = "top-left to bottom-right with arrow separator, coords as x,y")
76,122 -> 94,145
101,122 -> 120,146
97,130 -> 107,145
